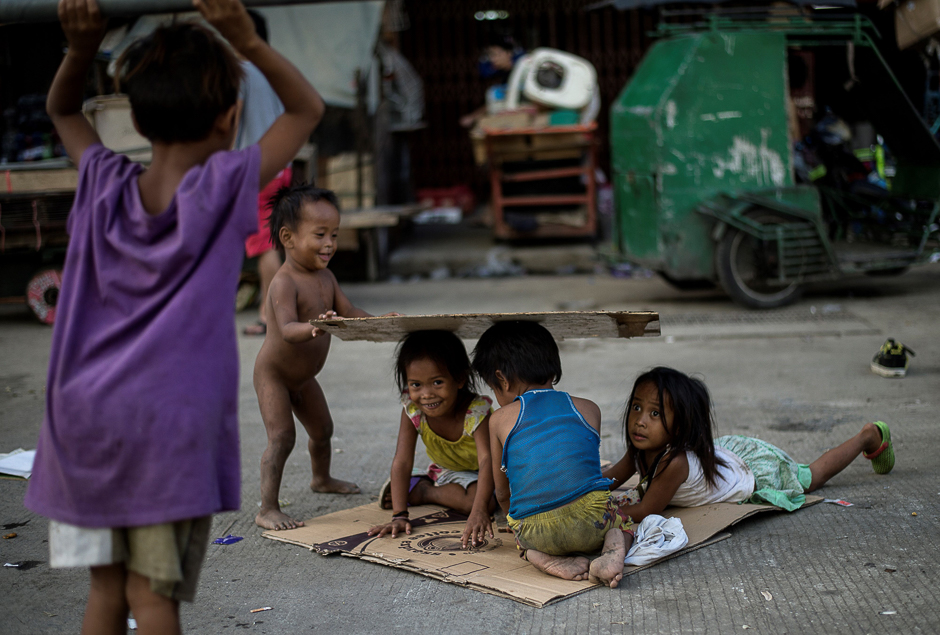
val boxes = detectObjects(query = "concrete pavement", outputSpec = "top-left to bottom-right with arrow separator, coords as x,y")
1,268 -> 938,633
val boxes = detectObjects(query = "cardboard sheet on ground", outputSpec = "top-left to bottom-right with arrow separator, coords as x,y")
263,495 -> 821,607
309,311 -> 660,342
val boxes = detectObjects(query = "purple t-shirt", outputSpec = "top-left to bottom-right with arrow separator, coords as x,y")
25,143 -> 260,528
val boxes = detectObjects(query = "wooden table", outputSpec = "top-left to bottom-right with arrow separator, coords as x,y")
482,123 -> 598,240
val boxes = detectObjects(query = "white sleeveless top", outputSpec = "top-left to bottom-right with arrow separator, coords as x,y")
669,447 -> 756,507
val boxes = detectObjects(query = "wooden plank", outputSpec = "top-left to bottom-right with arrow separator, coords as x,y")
339,211 -> 399,229
481,122 -> 597,136
3,169 -> 78,194
310,311 -> 660,342
501,165 -> 588,182
343,203 -> 429,216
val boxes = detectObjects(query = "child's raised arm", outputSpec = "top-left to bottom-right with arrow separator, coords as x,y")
194,0 -> 324,186
47,0 -> 107,165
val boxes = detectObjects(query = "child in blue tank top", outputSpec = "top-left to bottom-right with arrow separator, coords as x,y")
472,321 -> 634,588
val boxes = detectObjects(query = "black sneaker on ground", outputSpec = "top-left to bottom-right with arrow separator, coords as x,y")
871,339 -> 916,378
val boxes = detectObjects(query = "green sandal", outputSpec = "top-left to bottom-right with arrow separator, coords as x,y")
864,421 -> 894,475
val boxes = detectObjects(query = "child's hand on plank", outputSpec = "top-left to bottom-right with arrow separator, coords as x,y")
59,0 -> 107,58
312,311 -> 339,339
367,518 -> 411,539
461,509 -> 494,549
193,0 -> 260,53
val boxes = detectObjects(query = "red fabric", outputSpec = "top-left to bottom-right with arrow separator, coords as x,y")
245,166 -> 292,258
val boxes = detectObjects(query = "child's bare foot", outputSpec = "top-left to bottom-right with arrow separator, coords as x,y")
589,530 -> 627,588
524,550 -> 591,581
311,477 -> 360,495
256,509 -> 305,531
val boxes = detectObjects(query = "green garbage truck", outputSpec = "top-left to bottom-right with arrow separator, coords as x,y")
610,9 -> 940,308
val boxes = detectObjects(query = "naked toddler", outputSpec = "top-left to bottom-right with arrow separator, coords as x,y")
253,185 -> 388,530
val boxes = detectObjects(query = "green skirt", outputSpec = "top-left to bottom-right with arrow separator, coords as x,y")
716,435 -> 813,512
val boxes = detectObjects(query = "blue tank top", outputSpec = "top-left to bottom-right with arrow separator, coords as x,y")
501,389 -> 612,519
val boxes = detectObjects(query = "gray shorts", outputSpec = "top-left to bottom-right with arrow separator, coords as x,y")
434,468 -> 479,490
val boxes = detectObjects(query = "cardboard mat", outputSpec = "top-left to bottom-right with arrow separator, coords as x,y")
263,496 -> 821,607
309,311 -> 660,342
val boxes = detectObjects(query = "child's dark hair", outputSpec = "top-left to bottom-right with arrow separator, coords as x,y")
267,184 -> 341,250
471,321 -> 561,389
395,330 -> 477,395
626,367 -> 727,488
117,22 -> 243,143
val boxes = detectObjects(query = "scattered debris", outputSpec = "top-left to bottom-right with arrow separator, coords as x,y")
823,499 -> 854,507
884,567 -> 897,573
128,617 -> 137,630
3,560 -> 40,570
212,535 -> 244,545
879,610 -> 897,615
742,626 -> 752,630
250,607 -> 272,613
2,521 -> 29,530
761,591 -> 772,601
3,533 -> 16,539
912,512 -> 918,516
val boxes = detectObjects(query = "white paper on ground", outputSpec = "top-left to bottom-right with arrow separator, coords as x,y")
624,514 -> 689,566
0,449 -> 36,479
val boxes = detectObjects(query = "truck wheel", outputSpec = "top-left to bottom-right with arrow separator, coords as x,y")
716,225 -> 802,309
26,268 -> 63,325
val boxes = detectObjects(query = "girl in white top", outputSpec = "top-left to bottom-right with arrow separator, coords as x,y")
603,367 -> 895,521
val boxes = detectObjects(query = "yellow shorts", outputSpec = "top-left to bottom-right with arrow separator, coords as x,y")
49,516 -> 212,602
507,490 -> 633,556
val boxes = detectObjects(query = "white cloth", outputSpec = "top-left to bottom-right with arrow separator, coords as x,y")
49,520 -> 117,568
624,514 -> 688,566
669,447 -> 755,507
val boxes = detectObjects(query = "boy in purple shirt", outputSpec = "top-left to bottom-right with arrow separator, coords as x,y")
24,0 -> 324,632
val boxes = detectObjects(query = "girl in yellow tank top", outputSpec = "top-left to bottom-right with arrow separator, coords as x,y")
369,331 -> 495,549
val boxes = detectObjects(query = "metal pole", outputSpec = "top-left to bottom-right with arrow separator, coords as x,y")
0,0 -> 354,24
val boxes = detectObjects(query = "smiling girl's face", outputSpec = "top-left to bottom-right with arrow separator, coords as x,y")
405,358 -> 465,420
627,381 -> 675,455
